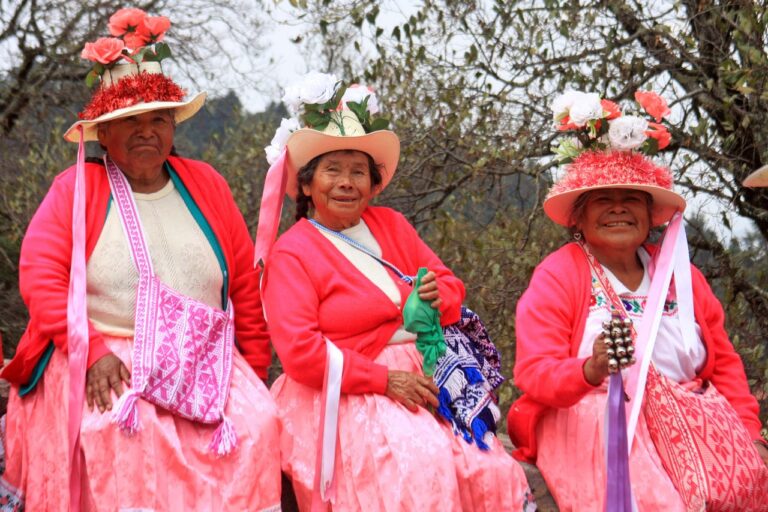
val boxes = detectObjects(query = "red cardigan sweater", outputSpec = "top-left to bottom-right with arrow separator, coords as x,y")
3,156 -> 271,384
262,206 -> 465,395
507,242 -> 763,462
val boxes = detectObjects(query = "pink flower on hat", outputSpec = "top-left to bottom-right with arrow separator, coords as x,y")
137,16 -> 171,44
108,8 -> 147,37
646,122 -> 671,150
634,91 -> 671,122
81,37 -> 125,65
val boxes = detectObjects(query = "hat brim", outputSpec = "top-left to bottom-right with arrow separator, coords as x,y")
63,91 -> 207,143
743,165 -> 768,187
543,183 -> 686,227
284,128 -> 400,199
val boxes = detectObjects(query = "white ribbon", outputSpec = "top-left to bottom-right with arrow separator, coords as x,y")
319,338 -> 343,502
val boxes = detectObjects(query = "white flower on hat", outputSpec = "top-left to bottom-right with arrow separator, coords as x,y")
282,85 -> 302,115
551,90 -> 581,121
342,84 -> 380,114
265,117 -> 300,165
608,115 -> 649,151
568,92 -> 603,126
298,71 -> 339,105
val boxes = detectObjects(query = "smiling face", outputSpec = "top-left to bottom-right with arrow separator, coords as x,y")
574,188 -> 652,255
302,150 -> 378,230
97,109 -> 175,185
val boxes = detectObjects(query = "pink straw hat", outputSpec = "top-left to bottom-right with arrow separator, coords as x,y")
543,150 -> 686,227
743,165 -> 768,187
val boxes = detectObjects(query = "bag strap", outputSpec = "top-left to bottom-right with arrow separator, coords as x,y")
309,218 -> 414,284
578,241 -> 634,510
578,240 -> 637,333
625,212 -> 693,445
103,156 -> 155,278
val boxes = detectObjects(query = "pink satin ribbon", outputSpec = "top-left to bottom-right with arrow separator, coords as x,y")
625,212 -> 694,446
254,148 -> 288,269
67,127 -> 90,511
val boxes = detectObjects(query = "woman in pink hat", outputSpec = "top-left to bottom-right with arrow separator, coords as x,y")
0,9 -> 280,511
255,74 -> 534,511
507,91 -> 768,511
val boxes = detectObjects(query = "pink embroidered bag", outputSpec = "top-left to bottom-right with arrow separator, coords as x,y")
644,367 -> 768,511
105,157 -> 238,455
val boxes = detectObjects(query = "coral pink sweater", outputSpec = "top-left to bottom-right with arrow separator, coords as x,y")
262,207 -> 465,395
507,243 -> 762,462
3,157 -> 271,384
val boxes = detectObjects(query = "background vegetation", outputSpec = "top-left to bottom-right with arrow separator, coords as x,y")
1,0 -> 766,437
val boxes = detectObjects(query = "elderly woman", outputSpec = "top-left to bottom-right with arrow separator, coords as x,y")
508,91 -> 768,511
0,10 -> 280,511
257,79 -> 533,511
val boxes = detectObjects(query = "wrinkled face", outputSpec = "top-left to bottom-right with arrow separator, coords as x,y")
575,188 -> 652,253
302,150 -> 377,230
97,109 -> 175,176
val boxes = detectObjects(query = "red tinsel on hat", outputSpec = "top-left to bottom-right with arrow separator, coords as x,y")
547,150 -> 674,199
79,72 -> 185,120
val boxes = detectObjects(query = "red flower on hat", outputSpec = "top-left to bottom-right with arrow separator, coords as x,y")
81,37 -> 125,65
634,91 -> 671,123
108,8 -> 147,37
138,16 -> 171,44
601,99 -> 621,120
646,122 -> 671,150
123,31 -> 146,50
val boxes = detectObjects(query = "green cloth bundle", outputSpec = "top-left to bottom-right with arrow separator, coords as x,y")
403,267 -> 446,376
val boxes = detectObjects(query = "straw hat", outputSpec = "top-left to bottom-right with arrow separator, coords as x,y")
63,61 -> 205,143
743,165 -> 768,187
543,150 -> 686,227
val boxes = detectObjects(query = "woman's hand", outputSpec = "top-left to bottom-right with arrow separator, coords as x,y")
583,332 -> 612,386
417,270 -> 442,310
86,353 -> 131,413
385,370 -> 439,412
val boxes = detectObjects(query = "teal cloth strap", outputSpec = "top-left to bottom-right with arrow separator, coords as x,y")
166,163 -> 229,308
402,267 -> 446,377
19,341 -> 54,397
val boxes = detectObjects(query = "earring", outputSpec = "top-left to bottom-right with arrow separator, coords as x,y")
573,232 -> 582,241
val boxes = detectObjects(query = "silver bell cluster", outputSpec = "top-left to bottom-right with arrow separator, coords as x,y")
602,315 -> 636,373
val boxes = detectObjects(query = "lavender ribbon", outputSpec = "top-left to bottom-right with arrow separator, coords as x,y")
605,372 -> 632,511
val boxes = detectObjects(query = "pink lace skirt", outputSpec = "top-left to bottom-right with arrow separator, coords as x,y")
535,388 -> 686,511
271,342 -> 534,511
2,336 -> 281,511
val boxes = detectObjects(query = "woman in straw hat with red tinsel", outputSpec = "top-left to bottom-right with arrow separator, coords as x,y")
255,73 -> 535,511
507,90 -> 768,511
0,8 -> 280,511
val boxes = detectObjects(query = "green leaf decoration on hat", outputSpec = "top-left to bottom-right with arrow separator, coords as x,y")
403,267 -> 446,377
297,81 -> 390,134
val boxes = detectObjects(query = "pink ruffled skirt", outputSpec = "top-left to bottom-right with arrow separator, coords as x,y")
271,342 -> 534,511
535,388 -> 686,511
2,336 -> 281,511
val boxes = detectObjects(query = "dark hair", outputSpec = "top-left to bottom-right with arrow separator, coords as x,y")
294,150 -> 382,222
568,189 -> 654,237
